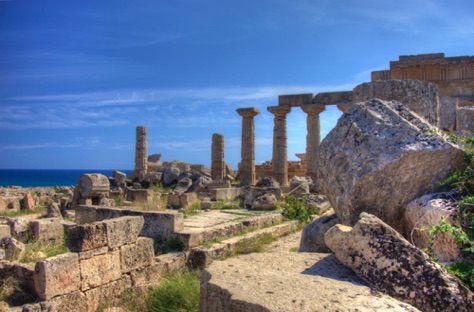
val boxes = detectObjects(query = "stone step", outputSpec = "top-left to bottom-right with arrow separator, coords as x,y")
175,212 -> 284,249
187,220 -> 298,268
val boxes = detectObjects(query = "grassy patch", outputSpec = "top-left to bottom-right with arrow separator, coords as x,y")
20,241 -> 69,263
146,269 -> 201,312
133,195 -> 167,212
0,206 -> 46,218
229,233 -> 276,256
447,261 -> 474,290
210,199 -> 243,210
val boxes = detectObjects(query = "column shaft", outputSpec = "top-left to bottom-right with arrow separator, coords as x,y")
301,105 -> 326,182
267,106 -> 291,186
236,108 -> 260,186
211,133 -> 225,180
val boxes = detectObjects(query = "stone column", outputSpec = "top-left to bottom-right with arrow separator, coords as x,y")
301,104 -> 326,182
134,126 -> 147,180
236,108 -> 260,186
267,105 -> 291,186
211,133 -> 225,181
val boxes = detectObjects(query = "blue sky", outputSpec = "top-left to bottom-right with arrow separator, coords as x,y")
0,0 -> 473,170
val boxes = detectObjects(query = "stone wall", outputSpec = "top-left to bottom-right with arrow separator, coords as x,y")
75,205 -> 184,252
9,216 -> 188,312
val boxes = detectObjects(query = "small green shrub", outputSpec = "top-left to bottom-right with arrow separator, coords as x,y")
281,195 -> 318,223
447,261 -> 474,290
146,269 -> 201,312
161,237 -> 185,254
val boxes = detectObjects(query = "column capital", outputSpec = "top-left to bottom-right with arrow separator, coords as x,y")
267,105 -> 291,117
237,107 -> 260,118
337,103 -> 352,113
301,104 -> 326,115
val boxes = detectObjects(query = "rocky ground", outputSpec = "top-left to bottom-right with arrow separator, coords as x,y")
201,230 -> 419,312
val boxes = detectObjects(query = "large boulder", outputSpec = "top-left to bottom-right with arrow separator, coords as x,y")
20,193 -> 35,210
299,211 -> 339,253
316,99 -> 466,233
255,177 -> 280,188
161,167 -> 181,187
173,178 -> 192,195
404,193 -> 461,262
251,193 -> 277,210
325,213 -> 474,312
0,236 -> 25,261
242,187 -> 283,208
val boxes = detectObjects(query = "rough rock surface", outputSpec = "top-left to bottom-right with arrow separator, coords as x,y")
456,106 -> 474,137
161,167 -> 181,187
353,80 -> 440,126
21,193 -> 35,210
0,236 -> 25,260
255,177 -> 280,188
404,193 -> 460,262
289,176 -> 310,195
316,99 -> 466,233
299,211 -> 339,253
173,178 -> 193,194
325,213 -> 474,312
251,193 -> 277,210
243,187 -> 282,209
46,203 -> 62,219
201,230 -> 418,312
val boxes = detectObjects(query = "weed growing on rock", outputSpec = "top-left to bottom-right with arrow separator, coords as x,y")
146,269 -> 201,312
281,195 -> 318,223
161,237 -> 185,254
20,241 -> 69,263
210,199 -> 243,210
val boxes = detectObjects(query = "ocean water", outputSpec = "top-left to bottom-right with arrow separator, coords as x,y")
0,169 -> 133,187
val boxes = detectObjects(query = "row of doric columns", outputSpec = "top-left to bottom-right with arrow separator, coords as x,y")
237,103 -> 334,186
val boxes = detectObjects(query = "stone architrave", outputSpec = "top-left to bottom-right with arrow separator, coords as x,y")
301,104 -> 325,182
211,133 -> 225,181
267,105 -> 291,186
236,108 -> 260,186
134,126 -> 148,180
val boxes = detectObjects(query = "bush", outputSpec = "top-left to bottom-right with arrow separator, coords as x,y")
447,261 -> 474,290
161,237 -> 185,254
281,195 -> 318,223
147,269 -> 200,312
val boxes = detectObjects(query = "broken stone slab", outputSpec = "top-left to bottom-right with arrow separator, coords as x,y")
289,176 -> 310,195
255,176 -> 280,188
8,218 -> 28,243
0,236 -> 25,261
242,187 -> 282,208
353,80 -> 440,126
209,188 -> 240,201
46,203 -> 62,219
299,211 -> 339,253
316,99 -> 467,233
251,193 -> 277,210
29,218 -> 65,245
404,192 -> 460,262
173,178 -> 193,194
161,167 -> 181,187
34,253 -> 81,301
324,213 -> 474,312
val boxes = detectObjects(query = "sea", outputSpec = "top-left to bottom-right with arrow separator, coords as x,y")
0,169 -> 134,188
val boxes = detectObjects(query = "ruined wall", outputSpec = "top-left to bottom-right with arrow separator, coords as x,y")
371,53 -> 474,133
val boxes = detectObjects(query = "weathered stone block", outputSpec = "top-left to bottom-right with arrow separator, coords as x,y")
167,193 -> 181,208
456,106 -> 474,136
210,188 -> 240,201
83,276 -> 131,312
80,250 -> 121,291
156,252 -> 187,274
66,222 -> 107,252
316,99 -> 467,233
130,262 -> 167,287
78,246 -> 108,260
29,218 -> 64,245
278,93 -> 313,106
299,212 -> 339,253
20,193 -> 35,210
179,193 -> 198,208
353,80 -> 440,126
0,225 -> 10,240
325,213 -> 474,312
103,216 -> 144,249
49,291 -> 87,312
120,237 -> 154,273
34,253 -> 81,301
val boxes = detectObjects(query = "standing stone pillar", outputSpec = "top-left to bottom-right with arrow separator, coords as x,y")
236,108 -> 260,186
267,105 -> 291,186
134,126 -> 147,180
301,104 -> 326,182
211,133 -> 225,181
